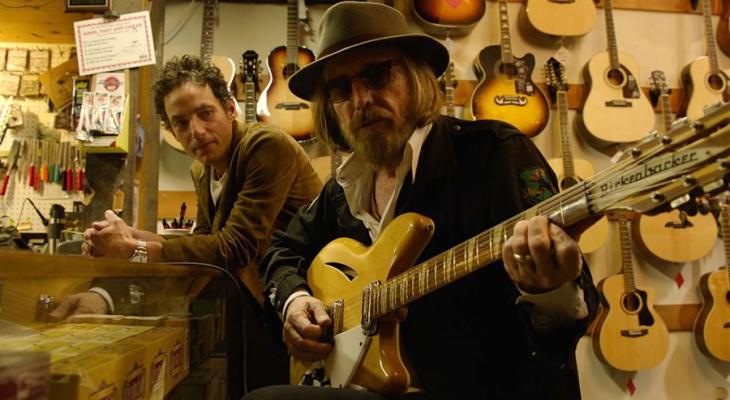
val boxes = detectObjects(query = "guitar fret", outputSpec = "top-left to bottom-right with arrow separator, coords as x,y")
702,0 -> 721,73
200,0 -> 217,62
498,0 -> 514,65
604,0 -> 620,69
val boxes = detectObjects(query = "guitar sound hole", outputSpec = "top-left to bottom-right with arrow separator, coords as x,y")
560,177 -> 579,190
283,63 -> 300,79
707,73 -> 726,92
499,63 -> 517,79
607,69 -> 625,87
621,292 -> 643,313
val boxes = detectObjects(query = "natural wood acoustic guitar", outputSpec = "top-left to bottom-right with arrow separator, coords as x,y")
579,0 -> 654,146
633,71 -> 719,263
593,211 -> 669,371
289,103 -> 730,394
410,0 -> 485,36
256,0 -> 314,141
694,191 -> 730,362
544,57 -> 608,254
679,0 -> 730,120
162,0 -> 236,153
470,0 -> 548,137
521,0 -> 596,37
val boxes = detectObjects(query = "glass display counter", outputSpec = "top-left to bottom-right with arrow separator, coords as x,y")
0,250 -> 242,400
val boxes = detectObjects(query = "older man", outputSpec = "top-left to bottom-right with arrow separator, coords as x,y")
248,2 -> 598,400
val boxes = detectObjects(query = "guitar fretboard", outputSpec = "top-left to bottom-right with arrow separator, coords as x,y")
604,0 -> 621,70
703,0 -> 721,73
286,0 -> 300,68
617,214 -> 637,294
200,0 -> 216,63
557,89 -> 576,180
498,0 -> 514,66
720,193 -> 730,290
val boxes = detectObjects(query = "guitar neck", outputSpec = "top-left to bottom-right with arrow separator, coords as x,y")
603,0 -> 621,70
497,0 -> 514,65
703,0 -> 721,73
557,90 -> 576,179
617,215 -> 637,293
660,93 -> 673,133
721,194 -> 730,288
445,86 -> 455,117
286,0 -> 300,66
362,111 -> 730,320
244,81 -> 256,123
201,0 -> 216,63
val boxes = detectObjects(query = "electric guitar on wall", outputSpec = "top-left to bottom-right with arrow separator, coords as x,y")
694,191 -> 730,362
544,57 -> 608,254
593,211 -> 669,371
679,0 -> 730,120
257,0 -> 315,141
410,0 -> 485,36
162,0 -> 236,153
521,0 -> 596,37
290,102 -> 730,394
633,71 -> 719,263
241,51 -> 260,124
470,0 -> 548,137
579,0 -> 654,146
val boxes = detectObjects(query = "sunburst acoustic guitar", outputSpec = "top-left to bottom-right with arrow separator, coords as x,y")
256,0 -> 314,141
694,191 -> 730,362
679,0 -> 730,120
470,0 -> 548,137
633,70 -> 719,264
521,0 -> 596,38
544,57 -> 608,254
162,0 -> 236,153
593,211 -> 669,371
579,0 -> 654,147
289,103 -> 730,394
410,0 -> 485,36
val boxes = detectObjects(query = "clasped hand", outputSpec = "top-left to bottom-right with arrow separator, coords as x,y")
82,210 -> 136,259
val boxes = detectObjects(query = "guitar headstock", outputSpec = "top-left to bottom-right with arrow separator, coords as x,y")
242,51 -> 259,84
443,62 -> 456,90
649,70 -> 670,96
544,57 -> 567,104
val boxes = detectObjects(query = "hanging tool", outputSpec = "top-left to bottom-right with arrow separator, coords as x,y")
1,140 -> 20,196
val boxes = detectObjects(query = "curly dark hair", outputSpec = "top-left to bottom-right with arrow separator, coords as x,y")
153,54 -> 231,130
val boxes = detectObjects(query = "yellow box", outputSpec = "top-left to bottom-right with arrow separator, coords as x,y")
50,352 -> 120,400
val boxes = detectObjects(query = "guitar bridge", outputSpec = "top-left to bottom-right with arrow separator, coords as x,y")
324,299 -> 344,341
361,281 -> 380,336
620,328 -> 648,338
604,99 -> 633,108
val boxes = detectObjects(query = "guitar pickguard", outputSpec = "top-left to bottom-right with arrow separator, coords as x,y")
622,68 -> 641,99
636,289 -> 655,326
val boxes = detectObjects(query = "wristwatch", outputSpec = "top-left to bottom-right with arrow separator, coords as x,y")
129,240 -> 148,263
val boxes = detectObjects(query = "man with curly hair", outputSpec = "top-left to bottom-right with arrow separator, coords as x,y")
50,55 -> 322,395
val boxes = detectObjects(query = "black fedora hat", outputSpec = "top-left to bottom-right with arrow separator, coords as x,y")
288,1 -> 449,101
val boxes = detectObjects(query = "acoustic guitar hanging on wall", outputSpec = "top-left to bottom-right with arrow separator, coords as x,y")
410,0 -> 485,37
162,0 -> 236,153
470,0 -> 548,137
257,0 -> 314,141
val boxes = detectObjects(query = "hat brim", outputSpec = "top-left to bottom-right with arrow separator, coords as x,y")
288,34 -> 449,101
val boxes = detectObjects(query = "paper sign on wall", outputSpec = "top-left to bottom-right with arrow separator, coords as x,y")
74,11 -> 156,76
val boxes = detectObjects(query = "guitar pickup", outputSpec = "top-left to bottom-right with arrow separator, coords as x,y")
620,328 -> 648,338
275,102 -> 310,110
604,99 -> 633,107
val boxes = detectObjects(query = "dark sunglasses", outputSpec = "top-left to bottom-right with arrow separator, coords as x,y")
324,60 -> 400,103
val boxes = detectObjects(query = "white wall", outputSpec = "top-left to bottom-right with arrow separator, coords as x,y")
161,1 -> 730,398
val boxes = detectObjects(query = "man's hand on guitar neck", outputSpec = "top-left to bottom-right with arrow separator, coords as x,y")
284,295 -> 333,361
502,215 -> 583,295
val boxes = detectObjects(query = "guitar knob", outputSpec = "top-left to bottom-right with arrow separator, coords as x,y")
682,175 -> 697,186
650,191 -> 666,203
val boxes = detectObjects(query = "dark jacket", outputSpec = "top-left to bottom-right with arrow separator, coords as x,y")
262,116 -> 599,399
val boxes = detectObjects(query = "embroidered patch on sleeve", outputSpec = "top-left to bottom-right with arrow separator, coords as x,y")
519,167 -> 555,205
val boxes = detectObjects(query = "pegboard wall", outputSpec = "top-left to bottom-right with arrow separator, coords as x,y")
0,43 -> 82,233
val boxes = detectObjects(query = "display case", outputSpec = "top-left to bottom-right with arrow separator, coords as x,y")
0,250 -> 242,399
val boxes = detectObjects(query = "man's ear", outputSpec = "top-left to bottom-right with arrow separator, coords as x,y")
226,97 -> 239,120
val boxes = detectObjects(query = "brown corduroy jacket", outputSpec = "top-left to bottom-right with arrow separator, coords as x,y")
162,121 -> 322,301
